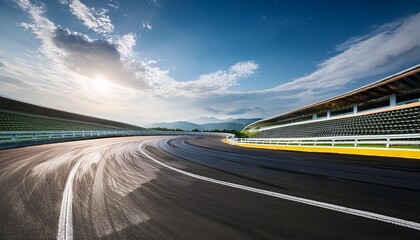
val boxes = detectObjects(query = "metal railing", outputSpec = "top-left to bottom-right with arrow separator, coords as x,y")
0,130 -> 235,144
233,134 -> 420,148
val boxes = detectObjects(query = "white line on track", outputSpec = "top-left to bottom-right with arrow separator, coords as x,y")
139,141 -> 420,231
57,159 -> 84,240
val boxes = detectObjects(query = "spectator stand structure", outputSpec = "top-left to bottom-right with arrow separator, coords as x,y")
232,65 -> 420,159
0,96 -> 233,148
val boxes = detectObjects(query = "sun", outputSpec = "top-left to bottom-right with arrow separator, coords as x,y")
90,75 -> 112,93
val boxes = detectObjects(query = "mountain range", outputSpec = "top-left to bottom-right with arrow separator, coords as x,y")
145,117 -> 261,131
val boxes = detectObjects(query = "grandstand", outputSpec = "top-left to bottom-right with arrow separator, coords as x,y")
0,96 -> 147,131
245,65 -> 420,139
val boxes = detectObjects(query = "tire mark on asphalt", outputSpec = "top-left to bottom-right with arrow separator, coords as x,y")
139,141 -> 420,232
57,158 -> 84,240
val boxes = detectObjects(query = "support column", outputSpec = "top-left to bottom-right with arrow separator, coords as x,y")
327,110 -> 331,118
390,94 -> 396,107
312,113 -> 317,120
353,104 -> 358,114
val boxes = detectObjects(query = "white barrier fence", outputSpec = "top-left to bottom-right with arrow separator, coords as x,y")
0,130 -> 235,144
2,131 -> 418,149
233,134 -> 420,148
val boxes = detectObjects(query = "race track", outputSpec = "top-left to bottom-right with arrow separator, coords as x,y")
0,135 -> 419,239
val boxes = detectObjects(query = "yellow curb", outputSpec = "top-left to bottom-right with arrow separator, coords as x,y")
222,139 -> 420,160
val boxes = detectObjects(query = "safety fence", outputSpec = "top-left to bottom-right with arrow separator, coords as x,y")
0,130 -> 235,144
233,134 -> 420,149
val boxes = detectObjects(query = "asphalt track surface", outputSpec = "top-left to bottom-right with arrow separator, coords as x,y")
0,136 -> 420,240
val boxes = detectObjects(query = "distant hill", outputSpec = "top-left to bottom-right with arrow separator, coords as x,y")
187,117 -> 261,125
201,122 -> 245,131
146,121 -> 202,131
146,118 -> 261,131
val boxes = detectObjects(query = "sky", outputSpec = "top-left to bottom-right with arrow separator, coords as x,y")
0,0 -> 420,125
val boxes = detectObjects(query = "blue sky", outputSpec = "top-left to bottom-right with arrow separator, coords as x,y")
0,0 -> 420,125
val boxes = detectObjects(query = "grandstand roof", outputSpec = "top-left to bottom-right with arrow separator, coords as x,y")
0,96 -> 147,130
245,65 -> 420,131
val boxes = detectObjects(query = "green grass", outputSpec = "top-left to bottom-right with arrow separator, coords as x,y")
358,144 -> 387,148
333,144 -> 420,149
390,145 -> 420,149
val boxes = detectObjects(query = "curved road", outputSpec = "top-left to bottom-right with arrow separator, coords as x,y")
0,135 -> 420,239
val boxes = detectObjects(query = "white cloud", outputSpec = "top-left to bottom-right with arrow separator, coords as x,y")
149,0 -> 160,7
14,0 -> 59,59
16,0 -> 56,46
115,33 -> 137,59
171,61 -> 258,95
141,21 -> 152,31
13,0 -> 157,92
272,13 -> 420,92
13,0 -> 173,91
107,0 -> 119,10
229,61 -> 259,77
63,0 -> 114,34
189,13 -> 420,118
5,1 -> 420,123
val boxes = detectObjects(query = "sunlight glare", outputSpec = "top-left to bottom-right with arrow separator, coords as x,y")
90,76 -> 112,93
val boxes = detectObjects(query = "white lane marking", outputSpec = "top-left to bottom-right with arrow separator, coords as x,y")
139,142 -> 420,231
57,159 -> 84,240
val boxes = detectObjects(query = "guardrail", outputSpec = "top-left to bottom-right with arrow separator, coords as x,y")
0,130 -> 235,144
233,134 -> 420,148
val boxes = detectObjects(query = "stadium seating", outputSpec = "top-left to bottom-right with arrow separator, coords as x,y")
0,111 -> 122,131
253,106 -> 420,138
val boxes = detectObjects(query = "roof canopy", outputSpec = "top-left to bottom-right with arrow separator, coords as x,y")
245,65 -> 420,130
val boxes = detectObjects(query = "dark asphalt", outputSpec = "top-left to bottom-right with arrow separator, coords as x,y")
0,135 -> 419,239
